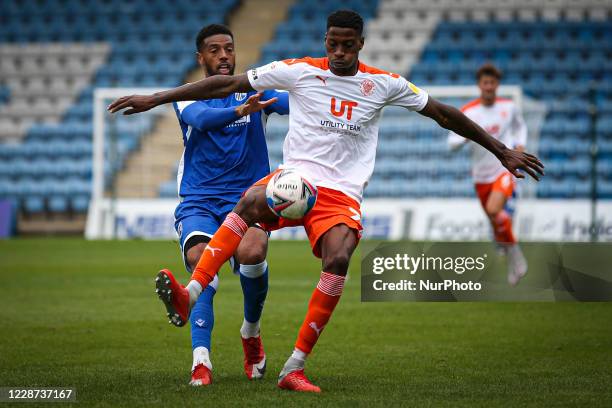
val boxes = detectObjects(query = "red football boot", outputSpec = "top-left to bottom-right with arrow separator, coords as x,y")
155,269 -> 190,327
277,369 -> 321,393
241,335 -> 266,380
189,364 -> 212,386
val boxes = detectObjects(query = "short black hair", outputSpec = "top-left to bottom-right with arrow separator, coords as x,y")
327,9 -> 364,36
476,63 -> 502,80
195,24 -> 233,52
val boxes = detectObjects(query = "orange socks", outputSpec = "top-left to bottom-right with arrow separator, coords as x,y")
295,272 -> 346,354
191,212 -> 248,288
493,210 -> 516,244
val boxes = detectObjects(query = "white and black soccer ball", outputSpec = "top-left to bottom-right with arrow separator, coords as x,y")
265,169 -> 317,219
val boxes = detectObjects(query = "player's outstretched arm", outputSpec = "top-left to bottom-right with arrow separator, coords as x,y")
107,74 -> 254,115
419,98 -> 545,180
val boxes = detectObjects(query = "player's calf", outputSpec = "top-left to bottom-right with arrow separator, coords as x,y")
236,232 -> 270,380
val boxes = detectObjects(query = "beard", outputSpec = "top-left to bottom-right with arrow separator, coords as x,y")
206,62 -> 234,76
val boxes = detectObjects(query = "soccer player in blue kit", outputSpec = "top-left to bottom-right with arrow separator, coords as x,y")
167,24 -> 288,385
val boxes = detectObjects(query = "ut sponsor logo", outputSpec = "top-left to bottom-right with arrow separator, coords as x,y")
330,97 -> 358,120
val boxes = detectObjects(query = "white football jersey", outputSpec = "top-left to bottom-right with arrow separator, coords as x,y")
448,98 -> 527,184
247,57 -> 428,202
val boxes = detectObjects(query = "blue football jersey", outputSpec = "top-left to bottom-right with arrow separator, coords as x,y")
172,90 -> 288,203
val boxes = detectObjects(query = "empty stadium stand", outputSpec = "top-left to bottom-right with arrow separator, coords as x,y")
239,0 -> 612,200
0,0 -> 239,223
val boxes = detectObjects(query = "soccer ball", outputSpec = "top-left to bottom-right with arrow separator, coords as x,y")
265,169 -> 317,219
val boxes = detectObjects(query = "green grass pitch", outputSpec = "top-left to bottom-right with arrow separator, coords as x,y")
1,238 -> 611,407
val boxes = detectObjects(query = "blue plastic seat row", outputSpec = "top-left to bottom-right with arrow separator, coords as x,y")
97,64 -> 189,77
434,28 -> 611,42
94,74 -> 182,88
0,20 -> 216,37
364,179 -> 473,198
437,21 -> 612,36
0,159 -> 92,179
28,123 -> 93,142
2,0 -> 237,14
541,158 -> 593,178
0,179 -> 90,197
0,141 -> 91,160
411,59 -> 612,77
21,195 -> 90,213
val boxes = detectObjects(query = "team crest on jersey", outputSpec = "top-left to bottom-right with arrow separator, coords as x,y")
177,221 -> 183,238
360,79 -> 375,96
235,93 -> 247,101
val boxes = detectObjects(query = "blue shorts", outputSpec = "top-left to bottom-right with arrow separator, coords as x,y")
175,197 -> 236,273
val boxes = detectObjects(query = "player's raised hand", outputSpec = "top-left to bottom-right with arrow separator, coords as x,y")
107,95 -> 158,115
500,149 -> 545,180
235,93 -> 278,117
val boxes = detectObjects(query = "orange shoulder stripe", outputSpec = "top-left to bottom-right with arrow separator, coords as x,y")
282,57 -> 329,70
461,98 -> 481,112
358,62 -> 400,78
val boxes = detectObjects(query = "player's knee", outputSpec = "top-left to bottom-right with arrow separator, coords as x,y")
234,194 -> 263,225
322,252 -> 351,276
236,242 -> 267,265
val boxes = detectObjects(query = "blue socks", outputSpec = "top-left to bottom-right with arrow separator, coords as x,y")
190,284 -> 216,351
239,261 -> 269,337
190,260 -> 269,361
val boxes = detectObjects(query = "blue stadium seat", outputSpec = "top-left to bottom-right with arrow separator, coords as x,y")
48,196 -> 69,212
159,181 -> 177,198
24,196 -> 45,213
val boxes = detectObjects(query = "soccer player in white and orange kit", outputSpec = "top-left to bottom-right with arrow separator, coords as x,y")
109,10 -> 544,392
448,64 -> 528,286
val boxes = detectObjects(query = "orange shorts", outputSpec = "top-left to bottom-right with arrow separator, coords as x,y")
475,171 -> 515,208
252,170 -> 363,258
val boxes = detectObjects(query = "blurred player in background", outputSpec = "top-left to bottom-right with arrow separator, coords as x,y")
166,24 -> 288,385
448,63 -> 528,286
109,10 -> 543,392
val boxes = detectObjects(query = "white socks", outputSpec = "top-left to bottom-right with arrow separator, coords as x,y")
186,280 -> 202,307
240,319 -> 261,339
279,348 -> 308,378
239,260 -> 268,278
291,348 -> 307,361
186,275 -> 219,307
192,346 -> 212,371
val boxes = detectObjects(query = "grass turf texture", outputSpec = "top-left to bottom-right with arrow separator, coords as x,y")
0,238 -> 611,407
